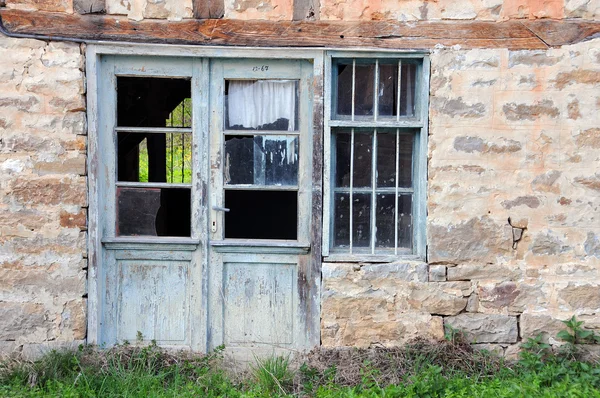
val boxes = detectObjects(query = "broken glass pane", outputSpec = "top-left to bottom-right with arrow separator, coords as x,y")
117,132 -> 192,183
225,80 -> 298,131
117,187 -> 191,237
224,135 -> 299,186
225,190 -> 297,239
117,77 -> 191,128
352,193 -> 371,248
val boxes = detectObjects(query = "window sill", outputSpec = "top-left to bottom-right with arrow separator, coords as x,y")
323,253 -> 422,263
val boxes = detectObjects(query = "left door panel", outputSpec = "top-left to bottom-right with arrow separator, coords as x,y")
96,56 -> 207,350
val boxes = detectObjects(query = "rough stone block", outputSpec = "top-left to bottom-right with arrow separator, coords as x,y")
22,340 -> 86,361
429,265 -> 446,281
445,314 -> 518,343
520,313 -> 566,343
447,264 -> 520,282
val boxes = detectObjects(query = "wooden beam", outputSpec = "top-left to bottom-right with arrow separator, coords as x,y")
1,9 -> 598,50
522,19 -> 600,47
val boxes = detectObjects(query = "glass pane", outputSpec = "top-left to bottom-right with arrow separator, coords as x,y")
117,132 -> 192,183
378,63 -> 398,117
117,187 -> 191,237
398,194 -> 412,248
398,134 -> 413,188
336,63 -> 353,116
224,135 -> 298,186
224,190 -> 297,239
117,77 -> 191,128
376,133 -> 396,187
354,64 -> 375,116
353,132 -> 372,188
225,80 -> 298,131
400,64 -> 417,117
353,193 -> 371,248
376,193 -> 395,248
334,131 -> 351,188
333,192 -> 350,248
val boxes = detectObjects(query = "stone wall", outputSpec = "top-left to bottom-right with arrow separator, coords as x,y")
4,0 -> 599,20
0,33 -> 87,357
322,37 -> 600,356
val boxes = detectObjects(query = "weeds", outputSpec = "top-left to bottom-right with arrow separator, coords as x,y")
1,336 -> 600,397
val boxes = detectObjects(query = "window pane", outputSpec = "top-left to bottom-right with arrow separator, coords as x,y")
333,192 -> 350,248
117,77 -> 191,128
400,64 -> 417,117
398,135 -> 413,188
225,80 -> 298,131
117,132 -> 192,183
334,131 -> 351,188
353,193 -> 371,248
117,187 -> 191,237
376,133 -> 396,187
224,135 -> 299,186
375,193 -> 395,248
353,132 -> 372,188
225,190 -> 297,240
336,63 -> 353,116
378,63 -> 398,117
398,194 -> 412,248
354,64 -> 375,116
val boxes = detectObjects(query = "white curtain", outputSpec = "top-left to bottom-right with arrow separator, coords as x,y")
228,80 -> 296,131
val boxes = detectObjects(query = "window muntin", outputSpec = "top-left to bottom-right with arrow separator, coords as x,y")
115,76 -> 193,237
331,129 -> 414,254
327,56 -> 425,257
334,59 -> 417,120
222,79 -> 301,239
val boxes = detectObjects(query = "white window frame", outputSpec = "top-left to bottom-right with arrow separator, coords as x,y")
322,51 -> 430,261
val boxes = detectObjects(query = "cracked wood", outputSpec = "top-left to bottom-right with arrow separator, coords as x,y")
4,9 -> 599,49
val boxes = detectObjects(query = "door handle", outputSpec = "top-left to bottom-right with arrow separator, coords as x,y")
212,206 -> 230,212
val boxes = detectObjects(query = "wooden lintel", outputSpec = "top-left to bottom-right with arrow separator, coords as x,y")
1,9 -> 598,50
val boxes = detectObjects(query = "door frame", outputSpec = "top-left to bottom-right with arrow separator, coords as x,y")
86,44 -> 324,352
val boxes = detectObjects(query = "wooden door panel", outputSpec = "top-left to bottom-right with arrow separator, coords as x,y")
117,260 -> 189,343
223,261 -> 296,345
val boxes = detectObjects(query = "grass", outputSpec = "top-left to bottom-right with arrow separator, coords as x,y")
1,339 -> 599,397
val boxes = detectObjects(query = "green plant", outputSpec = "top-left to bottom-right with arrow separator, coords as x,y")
519,334 -> 552,370
250,355 -> 294,395
557,316 -> 600,345
444,324 -> 467,344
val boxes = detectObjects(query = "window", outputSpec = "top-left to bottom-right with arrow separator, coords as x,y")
115,76 -> 193,237
324,54 -> 429,258
222,78 -> 301,240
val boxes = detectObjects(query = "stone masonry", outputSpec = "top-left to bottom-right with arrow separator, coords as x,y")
1,13 -> 599,357
322,37 -> 600,357
0,34 -> 88,358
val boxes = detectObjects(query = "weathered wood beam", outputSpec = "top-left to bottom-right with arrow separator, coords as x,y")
1,9 -> 598,49
522,19 -> 600,47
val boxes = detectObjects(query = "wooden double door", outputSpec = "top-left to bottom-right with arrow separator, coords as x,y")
95,55 -> 319,356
